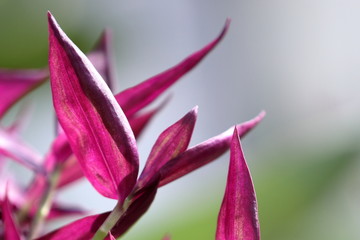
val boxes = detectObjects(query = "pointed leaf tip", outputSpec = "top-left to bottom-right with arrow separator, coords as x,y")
48,13 -> 139,200
216,128 -> 260,240
235,110 -> 265,137
115,20 -> 230,117
128,94 -> 172,138
138,107 -> 198,187
0,128 -> 43,173
159,111 -> 264,187
0,68 -> 48,119
88,28 -> 116,90
2,185 -> 21,240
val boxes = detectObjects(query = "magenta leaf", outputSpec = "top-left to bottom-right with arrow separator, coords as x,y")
138,107 -> 198,187
128,95 -> 171,138
15,201 -> 85,224
6,102 -> 33,135
0,69 -> 48,119
50,99 -> 170,190
47,203 -> 86,220
88,29 -> 116,90
37,175 -> 160,239
0,179 -> 25,210
48,12 -> 139,200
128,109 -> 161,138
159,111 -> 265,187
0,127 -> 43,173
115,19 -> 230,117
216,127 -> 260,240
55,155 -> 83,189
23,133 -> 73,208
41,133 -> 73,174
53,98 -> 170,189
109,175 -> 160,237
36,212 -> 110,240
1,186 -> 22,240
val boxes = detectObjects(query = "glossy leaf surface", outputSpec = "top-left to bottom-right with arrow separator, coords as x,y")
48,12 -> 138,200
216,128 -> 260,240
159,111 -> 265,187
138,107 -> 197,186
36,212 -> 109,240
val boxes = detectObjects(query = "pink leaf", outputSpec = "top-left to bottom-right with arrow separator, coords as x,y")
159,111 -> 265,187
37,175 -> 160,239
23,133 -> 73,208
0,69 -> 48,119
44,133 -> 73,172
108,174 -> 160,237
6,102 -> 33,135
88,29 -> 116,90
128,95 -> 171,138
36,212 -> 110,240
51,99 -> 170,190
216,127 -> 260,240
1,186 -> 22,240
47,203 -> 86,220
48,12 -> 138,200
0,127 -> 43,173
138,107 -> 197,187
56,155 -> 83,189
115,19 -> 230,117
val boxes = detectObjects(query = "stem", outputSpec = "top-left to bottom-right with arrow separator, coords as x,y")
92,197 -> 131,240
27,164 -> 62,240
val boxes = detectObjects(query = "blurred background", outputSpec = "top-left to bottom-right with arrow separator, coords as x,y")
1,0 -> 360,239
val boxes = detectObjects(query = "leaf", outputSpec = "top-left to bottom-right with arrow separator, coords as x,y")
48,97 -> 169,189
55,155 -> 83,189
128,95 -> 171,138
88,29 -> 116,90
35,212 -> 110,240
6,102 -> 33,135
1,186 -> 22,240
0,127 -> 43,173
48,12 -> 139,200
216,127 -> 260,240
115,19 -> 230,117
138,106 -> 198,187
0,68 -> 48,119
109,174 -> 161,237
53,98 -> 170,189
47,203 -> 86,220
159,111 -> 265,187
0,179 -> 25,209
42,133 -> 73,174
37,175 -> 160,239
23,133 -> 74,210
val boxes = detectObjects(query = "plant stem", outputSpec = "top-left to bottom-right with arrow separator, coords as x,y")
27,164 -> 62,240
92,197 -> 131,240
